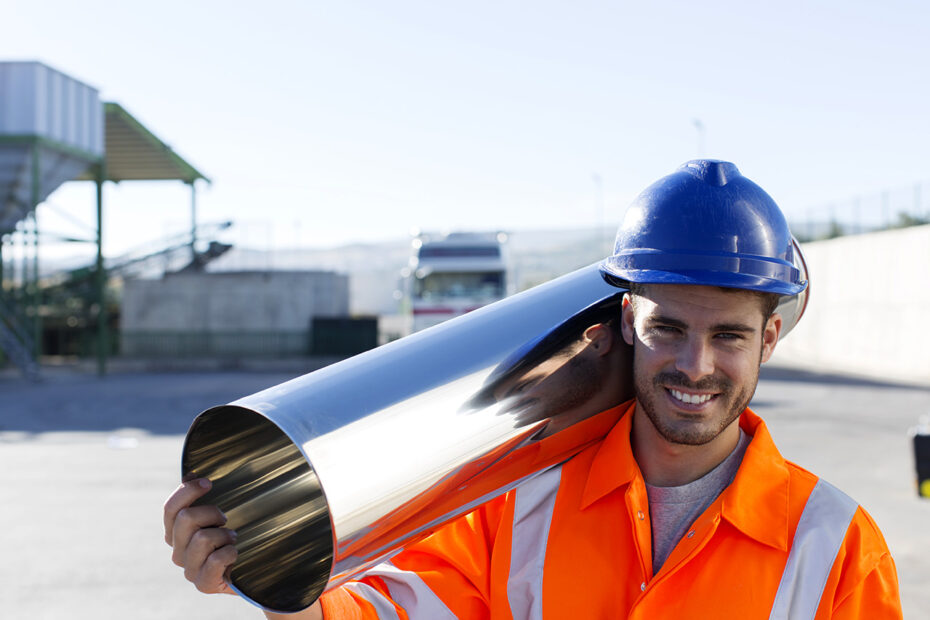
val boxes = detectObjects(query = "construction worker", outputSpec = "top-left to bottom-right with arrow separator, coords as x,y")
165,160 -> 901,618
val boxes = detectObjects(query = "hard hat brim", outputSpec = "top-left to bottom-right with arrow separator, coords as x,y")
600,251 -> 807,297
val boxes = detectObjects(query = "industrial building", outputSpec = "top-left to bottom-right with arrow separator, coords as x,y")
0,61 -> 370,377
121,270 -> 349,358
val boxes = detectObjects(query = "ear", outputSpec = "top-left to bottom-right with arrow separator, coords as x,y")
621,294 -> 635,346
760,312 -> 782,363
583,323 -> 613,356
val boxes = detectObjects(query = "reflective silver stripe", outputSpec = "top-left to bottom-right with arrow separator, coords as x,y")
769,479 -> 859,620
342,581 -> 402,620
361,562 -> 457,619
508,464 -> 563,620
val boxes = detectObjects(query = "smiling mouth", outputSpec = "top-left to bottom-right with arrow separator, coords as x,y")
666,388 -> 719,406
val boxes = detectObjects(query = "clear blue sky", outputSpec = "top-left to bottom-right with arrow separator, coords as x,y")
3,0 -> 929,257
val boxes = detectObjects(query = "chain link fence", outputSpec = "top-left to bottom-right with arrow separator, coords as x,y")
789,181 -> 930,242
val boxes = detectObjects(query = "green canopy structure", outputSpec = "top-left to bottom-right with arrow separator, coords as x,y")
79,102 -> 209,184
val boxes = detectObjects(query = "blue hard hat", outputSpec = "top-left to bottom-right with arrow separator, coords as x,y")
600,160 -> 807,296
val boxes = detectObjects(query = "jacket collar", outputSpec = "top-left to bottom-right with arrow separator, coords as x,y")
721,410 -> 790,551
580,401 -> 790,551
580,399 -> 640,509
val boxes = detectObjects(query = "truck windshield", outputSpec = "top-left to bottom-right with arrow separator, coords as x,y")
415,271 -> 504,300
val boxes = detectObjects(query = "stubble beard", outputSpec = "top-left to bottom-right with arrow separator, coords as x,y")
632,345 -> 760,446
513,354 -> 601,426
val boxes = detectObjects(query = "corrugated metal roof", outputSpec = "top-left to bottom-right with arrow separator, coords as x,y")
1,94 -> 209,234
76,102 -> 209,184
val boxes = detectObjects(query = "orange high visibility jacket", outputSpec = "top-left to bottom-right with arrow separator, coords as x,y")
320,401 -> 901,619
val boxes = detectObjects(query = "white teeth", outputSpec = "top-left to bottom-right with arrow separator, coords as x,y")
670,389 -> 713,404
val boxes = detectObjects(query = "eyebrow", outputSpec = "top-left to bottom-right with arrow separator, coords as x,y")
499,374 -> 542,400
713,322 -> 757,334
648,315 -> 757,334
647,315 -> 689,330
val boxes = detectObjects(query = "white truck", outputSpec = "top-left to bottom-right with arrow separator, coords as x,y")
407,231 -> 510,333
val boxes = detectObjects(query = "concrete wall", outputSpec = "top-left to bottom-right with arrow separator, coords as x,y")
772,225 -> 930,385
120,271 -> 349,356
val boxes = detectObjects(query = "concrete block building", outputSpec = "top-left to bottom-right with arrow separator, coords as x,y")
121,270 -> 349,358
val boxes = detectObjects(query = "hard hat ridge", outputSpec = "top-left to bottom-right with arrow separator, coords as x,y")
601,159 -> 808,297
680,159 -> 740,186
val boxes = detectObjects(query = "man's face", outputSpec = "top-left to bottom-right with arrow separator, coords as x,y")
488,321 -> 631,437
492,343 -> 601,429
621,284 -> 780,446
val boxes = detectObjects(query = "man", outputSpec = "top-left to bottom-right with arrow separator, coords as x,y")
165,160 -> 901,618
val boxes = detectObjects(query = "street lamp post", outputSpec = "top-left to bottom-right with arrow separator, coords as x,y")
692,118 -> 706,156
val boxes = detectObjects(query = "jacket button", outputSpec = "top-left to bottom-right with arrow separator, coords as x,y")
640,582 -> 646,591
687,530 -> 695,538
637,511 -> 645,521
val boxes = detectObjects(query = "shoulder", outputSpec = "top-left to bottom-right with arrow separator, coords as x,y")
778,467 -> 900,616
782,459 -> 891,554
822,504 -> 900,617
840,504 -> 895,567
782,459 -> 888,553
781,466 -> 899,613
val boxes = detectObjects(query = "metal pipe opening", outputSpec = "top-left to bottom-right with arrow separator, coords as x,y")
182,405 -> 332,613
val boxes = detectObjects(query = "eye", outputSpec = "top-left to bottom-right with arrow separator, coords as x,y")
714,332 -> 744,341
510,377 -> 540,396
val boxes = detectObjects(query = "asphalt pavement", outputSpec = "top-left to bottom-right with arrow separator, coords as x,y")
1,364 -> 928,618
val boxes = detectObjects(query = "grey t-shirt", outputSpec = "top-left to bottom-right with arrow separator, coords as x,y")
645,429 -> 751,573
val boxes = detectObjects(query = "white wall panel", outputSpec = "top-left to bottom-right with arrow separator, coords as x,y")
773,225 -> 930,385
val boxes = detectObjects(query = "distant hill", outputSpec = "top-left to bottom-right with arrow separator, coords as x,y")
206,227 -> 616,316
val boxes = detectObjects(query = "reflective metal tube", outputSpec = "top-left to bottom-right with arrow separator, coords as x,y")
182,264 -> 632,612
182,256 -> 809,613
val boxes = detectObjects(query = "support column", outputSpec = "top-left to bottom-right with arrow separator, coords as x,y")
0,236 -> 3,368
17,224 -> 26,318
95,164 -> 108,376
31,143 -> 42,358
29,212 -> 41,357
190,180 -> 198,263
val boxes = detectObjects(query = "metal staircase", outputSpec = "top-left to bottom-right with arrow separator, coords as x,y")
0,295 -> 40,380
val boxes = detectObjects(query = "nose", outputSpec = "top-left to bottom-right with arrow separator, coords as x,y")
675,337 -> 715,383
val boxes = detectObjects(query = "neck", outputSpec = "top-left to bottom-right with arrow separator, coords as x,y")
631,404 -> 742,487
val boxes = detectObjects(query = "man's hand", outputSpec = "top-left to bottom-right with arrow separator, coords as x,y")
163,478 -> 238,596
164,479 -> 324,619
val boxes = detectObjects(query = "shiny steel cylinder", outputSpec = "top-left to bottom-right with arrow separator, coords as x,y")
182,253 -> 809,613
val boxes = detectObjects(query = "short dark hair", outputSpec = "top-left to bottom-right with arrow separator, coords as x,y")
627,282 -> 780,322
